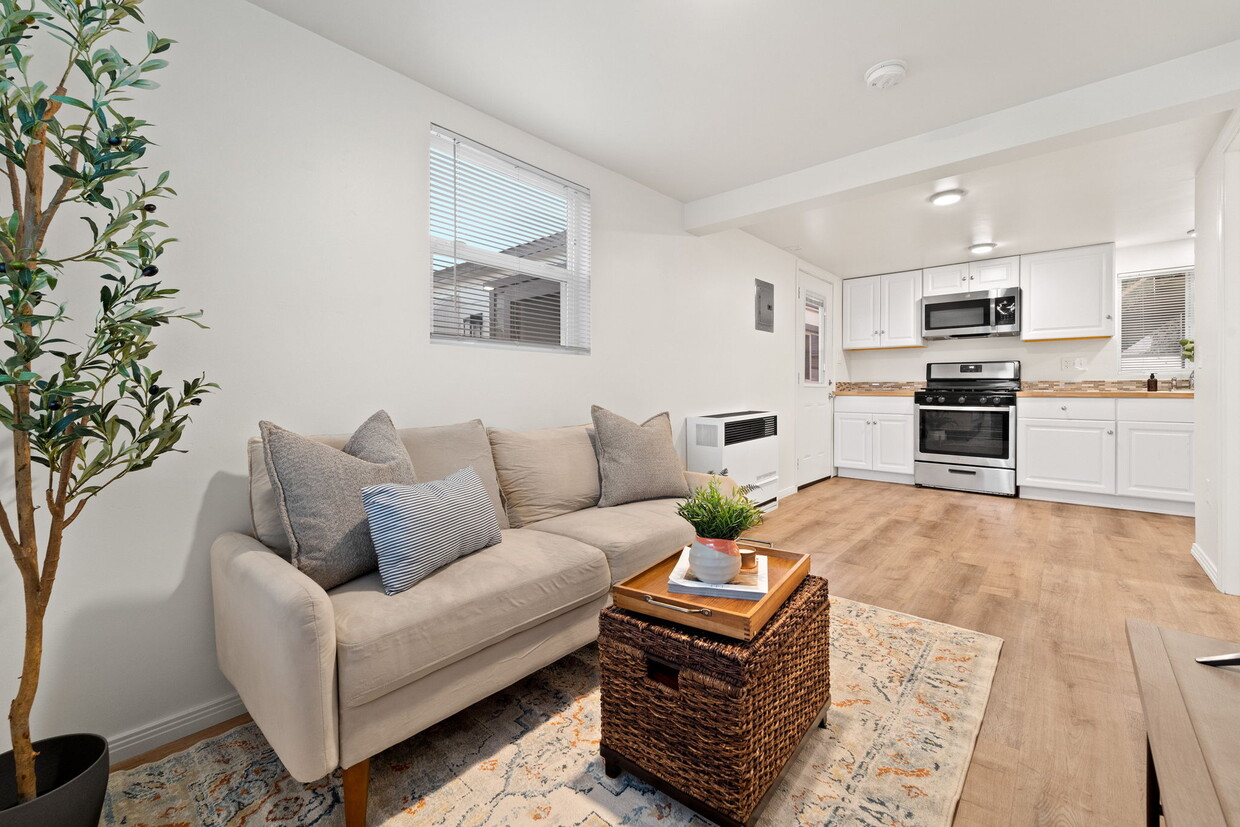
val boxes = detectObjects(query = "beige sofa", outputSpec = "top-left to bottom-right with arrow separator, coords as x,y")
210,418 -> 729,826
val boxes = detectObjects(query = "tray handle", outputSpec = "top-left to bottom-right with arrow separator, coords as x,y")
737,537 -> 772,547
644,595 -> 713,616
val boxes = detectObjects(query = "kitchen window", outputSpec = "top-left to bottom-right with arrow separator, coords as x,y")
1118,268 -> 1193,374
429,125 -> 591,353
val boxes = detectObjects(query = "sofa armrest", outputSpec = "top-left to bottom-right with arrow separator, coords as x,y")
683,470 -> 739,496
211,532 -> 339,781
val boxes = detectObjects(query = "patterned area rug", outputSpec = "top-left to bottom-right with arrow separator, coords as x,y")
104,597 -> 1001,826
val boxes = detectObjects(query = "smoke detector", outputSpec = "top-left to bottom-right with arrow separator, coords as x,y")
864,59 -> 907,90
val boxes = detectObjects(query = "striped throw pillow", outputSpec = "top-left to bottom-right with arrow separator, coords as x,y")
361,466 -> 503,595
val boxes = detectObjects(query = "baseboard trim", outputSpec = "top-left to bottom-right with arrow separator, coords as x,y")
1191,543 -> 1220,589
835,468 -> 915,486
107,692 -> 246,764
1018,488 -> 1194,517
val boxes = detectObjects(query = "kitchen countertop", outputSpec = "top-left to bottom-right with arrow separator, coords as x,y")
1016,390 -> 1194,399
835,389 -> 1194,399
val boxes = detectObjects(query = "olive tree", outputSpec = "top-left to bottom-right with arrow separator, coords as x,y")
0,0 -> 212,804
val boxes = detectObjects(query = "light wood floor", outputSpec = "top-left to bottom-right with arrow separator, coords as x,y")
746,477 -> 1238,827
114,477 -> 1239,826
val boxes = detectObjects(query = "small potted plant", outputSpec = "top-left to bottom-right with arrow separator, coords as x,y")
675,480 -> 764,584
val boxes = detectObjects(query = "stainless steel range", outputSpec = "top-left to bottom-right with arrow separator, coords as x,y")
914,360 -> 1019,496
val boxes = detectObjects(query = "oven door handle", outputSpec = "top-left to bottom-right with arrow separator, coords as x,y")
917,405 -> 1008,413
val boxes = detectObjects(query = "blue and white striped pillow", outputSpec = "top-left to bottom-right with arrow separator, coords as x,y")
361,466 -> 503,595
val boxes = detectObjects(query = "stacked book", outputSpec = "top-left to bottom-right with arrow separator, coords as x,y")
667,546 -> 769,601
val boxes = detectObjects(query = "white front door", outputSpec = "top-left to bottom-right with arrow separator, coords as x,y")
797,269 -> 836,486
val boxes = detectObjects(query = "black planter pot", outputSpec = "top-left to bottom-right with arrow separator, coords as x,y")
0,733 -> 109,827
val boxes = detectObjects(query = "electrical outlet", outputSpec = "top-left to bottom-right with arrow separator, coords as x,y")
1061,358 -> 1074,371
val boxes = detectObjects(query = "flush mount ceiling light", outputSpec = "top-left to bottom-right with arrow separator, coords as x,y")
929,188 -> 966,207
864,59 -> 908,90
969,242 -> 997,255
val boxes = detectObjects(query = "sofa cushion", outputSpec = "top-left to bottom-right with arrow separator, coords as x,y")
395,419 -> 509,530
260,411 -> 417,590
249,419 -> 509,552
363,467 -> 503,595
488,425 -> 600,527
328,528 -> 609,708
591,406 -> 690,507
523,498 -> 693,583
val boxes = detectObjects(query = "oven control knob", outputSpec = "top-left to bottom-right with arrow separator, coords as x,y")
958,396 -> 966,404
937,396 -> 946,403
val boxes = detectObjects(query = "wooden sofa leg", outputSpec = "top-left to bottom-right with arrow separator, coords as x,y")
343,758 -> 371,827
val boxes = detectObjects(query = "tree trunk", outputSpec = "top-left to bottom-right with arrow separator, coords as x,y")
8,579 -> 44,804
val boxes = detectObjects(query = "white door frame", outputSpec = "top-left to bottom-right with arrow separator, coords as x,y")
796,263 -> 840,487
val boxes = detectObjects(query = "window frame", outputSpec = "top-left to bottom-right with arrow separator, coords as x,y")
1116,266 -> 1194,376
429,125 -> 591,354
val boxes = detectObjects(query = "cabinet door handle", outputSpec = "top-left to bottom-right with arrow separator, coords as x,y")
969,275 -> 975,280
873,330 -> 879,335
1061,405 -> 1068,411
1106,314 -> 1112,320
1107,429 -> 1114,435
880,330 -> 886,334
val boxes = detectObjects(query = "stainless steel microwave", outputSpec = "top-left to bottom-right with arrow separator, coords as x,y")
921,287 -> 1020,339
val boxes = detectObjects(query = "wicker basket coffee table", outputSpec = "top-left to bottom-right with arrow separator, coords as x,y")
598,575 -> 830,827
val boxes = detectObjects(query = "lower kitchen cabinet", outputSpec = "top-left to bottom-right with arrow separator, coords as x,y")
1116,421 -> 1193,502
1015,397 -> 1194,515
834,412 -> 872,469
834,397 -> 914,480
1017,418 -> 1116,494
873,415 -> 915,474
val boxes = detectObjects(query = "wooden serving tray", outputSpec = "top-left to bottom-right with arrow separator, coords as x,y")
612,543 -> 810,641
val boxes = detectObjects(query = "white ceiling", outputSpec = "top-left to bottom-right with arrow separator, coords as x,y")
248,0 -> 1240,203
744,112 -> 1227,276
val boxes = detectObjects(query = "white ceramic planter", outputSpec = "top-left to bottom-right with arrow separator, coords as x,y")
688,537 -> 741,584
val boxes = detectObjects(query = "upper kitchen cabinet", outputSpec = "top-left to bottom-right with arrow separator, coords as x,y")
970,256 -> 1020,290
844,270 -> 923,350
923,262 -> 969,296
843,276 -> 881,349
1020,243 -> 1115,341
923,257 -> 1019,297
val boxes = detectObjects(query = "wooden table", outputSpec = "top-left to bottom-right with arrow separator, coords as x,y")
1126,619 -> 1240,826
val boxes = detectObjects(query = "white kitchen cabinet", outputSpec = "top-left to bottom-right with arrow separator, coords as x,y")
834,398 -> 914,478
834,412 -> 873,470
873,414 -> 915,474
923,263 -> 970,296
842,276 -> 881,349
1116,422 -> 1193,502
880,270 -> 923,348
923,257 -> 1020,296
970,256 -> 1020,290
1020,243 -> 1115,341
843,270 -> 922,350
1017,418 -> 1116,494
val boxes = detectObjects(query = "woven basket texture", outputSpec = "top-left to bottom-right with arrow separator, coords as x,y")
598,575 -> 831,823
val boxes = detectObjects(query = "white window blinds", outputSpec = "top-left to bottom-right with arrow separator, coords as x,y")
1119,268 -> 1193,373
430,126 -> 591,353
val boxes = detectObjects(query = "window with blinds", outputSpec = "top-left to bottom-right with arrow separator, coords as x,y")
429,126 -> 591,353
1119,268 -> 1193,373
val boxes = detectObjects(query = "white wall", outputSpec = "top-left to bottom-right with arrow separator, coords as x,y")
1192,111 -> 1240,595
0,0 -> 802,758
843,240 -> 1195,382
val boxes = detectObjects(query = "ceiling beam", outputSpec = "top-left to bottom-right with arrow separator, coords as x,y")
684,39 -> 1240,236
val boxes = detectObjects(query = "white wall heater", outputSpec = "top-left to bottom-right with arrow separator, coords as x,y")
686,411 -> 780,509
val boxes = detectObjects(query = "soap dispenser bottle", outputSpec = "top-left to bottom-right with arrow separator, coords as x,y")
1147,373 -> 1158,392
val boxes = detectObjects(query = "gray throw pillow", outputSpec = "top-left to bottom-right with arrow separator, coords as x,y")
590,406 -> 690,507
261,410 -> 417,590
